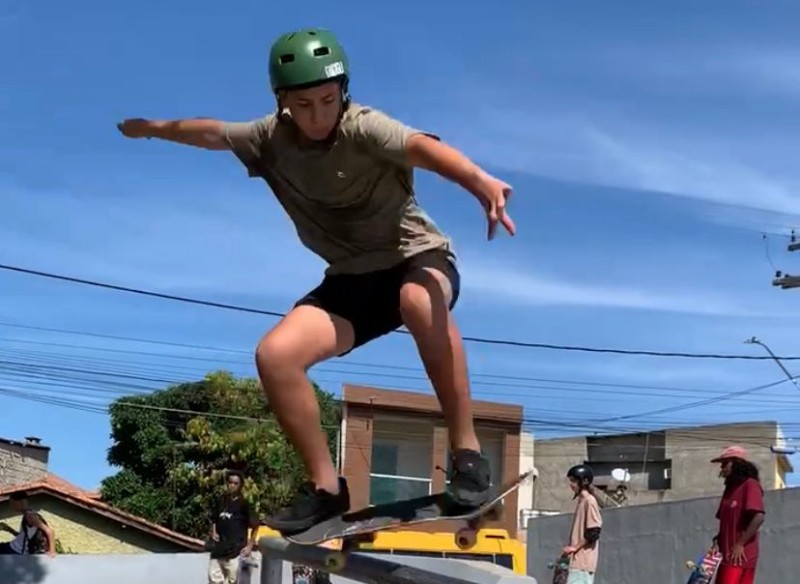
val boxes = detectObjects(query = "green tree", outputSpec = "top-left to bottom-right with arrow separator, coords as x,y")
100,371 -> 340,539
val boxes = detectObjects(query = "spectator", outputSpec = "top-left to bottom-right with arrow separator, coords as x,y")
711,446 -> 765,584
562,464 -> 602,584
0,491 -> 55,556
207,471 -> 258,584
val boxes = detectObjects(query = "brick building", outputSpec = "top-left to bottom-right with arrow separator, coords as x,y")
338,384 -> 529,537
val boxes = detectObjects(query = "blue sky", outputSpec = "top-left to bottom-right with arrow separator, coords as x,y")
2,0 -> 800,492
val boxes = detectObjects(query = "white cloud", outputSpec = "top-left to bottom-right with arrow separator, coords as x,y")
591,44 -> 800,98
426,39 -> 800,231
439,105 -> 800,232
737,48 -> 800,96
579,125 -> 800,215
459,258 -> 793,318
0,182 -> 324,298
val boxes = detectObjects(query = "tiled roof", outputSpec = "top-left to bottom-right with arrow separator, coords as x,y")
0,474 -> 204,551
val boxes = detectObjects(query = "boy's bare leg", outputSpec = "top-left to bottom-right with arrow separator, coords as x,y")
256,305 -> 354,533
400,267 -> 490,506
400,267 -> 479,450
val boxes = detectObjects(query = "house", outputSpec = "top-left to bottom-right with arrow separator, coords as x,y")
0,437 -> 203,554
338,384 -> 532,538
532,420 -> 795,513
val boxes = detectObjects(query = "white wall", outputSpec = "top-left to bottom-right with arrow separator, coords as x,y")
516,432 -> 535,535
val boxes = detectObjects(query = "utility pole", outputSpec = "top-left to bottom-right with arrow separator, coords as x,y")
744,337 -> 800,393
772,230 -> 800,289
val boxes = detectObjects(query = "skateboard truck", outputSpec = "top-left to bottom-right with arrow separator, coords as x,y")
454,499 -> 505,549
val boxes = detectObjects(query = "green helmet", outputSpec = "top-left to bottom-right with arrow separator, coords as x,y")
268,28 -> 349,92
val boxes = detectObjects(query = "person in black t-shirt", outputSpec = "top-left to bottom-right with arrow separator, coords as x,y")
207,470 -> 258,584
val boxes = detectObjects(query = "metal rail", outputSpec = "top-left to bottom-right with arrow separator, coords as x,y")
258,536 -> 482,584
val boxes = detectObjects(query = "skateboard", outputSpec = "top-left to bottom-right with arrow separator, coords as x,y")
547,554 -> 570,584
284,469 -> 535,571
684,548 -> 722,584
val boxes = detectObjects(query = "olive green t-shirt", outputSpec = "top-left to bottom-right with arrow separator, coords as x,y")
222,103 -> 454,275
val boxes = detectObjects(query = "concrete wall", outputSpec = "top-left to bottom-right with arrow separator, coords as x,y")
665,422 -> 783,497
0,552 -> 256,584
0,495 -> 190,554
0,440 -> 49,488
0,550 -> 534,584
531,436 -> 586,513
526,486 -> 800,584
533,422 -> 787,512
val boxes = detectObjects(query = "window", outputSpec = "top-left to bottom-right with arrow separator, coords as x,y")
588,459 -> 673,491
369,418 -> 433,505
586,432 -> 666,463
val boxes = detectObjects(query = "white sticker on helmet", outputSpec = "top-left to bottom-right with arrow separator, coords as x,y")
324,61 -> 345,78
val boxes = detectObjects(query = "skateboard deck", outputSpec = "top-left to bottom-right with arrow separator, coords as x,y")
285,469 -> 535,554
547,554 -> 570,584
684,548 -> 722,584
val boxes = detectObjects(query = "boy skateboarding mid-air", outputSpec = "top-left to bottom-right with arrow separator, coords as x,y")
117,28 -> 515,536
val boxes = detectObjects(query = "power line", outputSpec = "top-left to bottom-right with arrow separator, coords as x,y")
6,334 -> 798,403
1,323 -> 783,398
2,357 -> 797,436
1,384 -> 794,448
2,263 -> 799,361
4,336 -> 800,419
2,341 -> 795,452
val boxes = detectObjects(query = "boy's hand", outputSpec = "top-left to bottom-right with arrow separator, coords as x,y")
478,173 -> 515,240
729,543 -> 747,565
562,544 -> 579,555
117,119 -> 155,139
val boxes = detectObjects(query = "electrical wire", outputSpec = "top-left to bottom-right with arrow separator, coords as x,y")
2,361 -> 798,438
2,263 -> 798,360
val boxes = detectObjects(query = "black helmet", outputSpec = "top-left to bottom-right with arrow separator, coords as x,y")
567,464 -> 594,486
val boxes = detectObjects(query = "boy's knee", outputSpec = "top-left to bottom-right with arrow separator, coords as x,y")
399,267 -> 452,319
254,334 -> 304,386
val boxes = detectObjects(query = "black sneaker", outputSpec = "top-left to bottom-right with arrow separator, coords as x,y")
263,477 -> 350,536
445,449 -> 491,509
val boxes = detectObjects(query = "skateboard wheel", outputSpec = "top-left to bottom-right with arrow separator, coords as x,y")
323,551 -> 346,572
455,528 -> 476,549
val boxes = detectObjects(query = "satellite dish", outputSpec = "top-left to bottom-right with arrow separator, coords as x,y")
611,468 -> 631,483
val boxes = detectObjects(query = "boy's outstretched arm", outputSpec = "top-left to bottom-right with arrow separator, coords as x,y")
117,117 -> 230,150
406,134 -> 516,240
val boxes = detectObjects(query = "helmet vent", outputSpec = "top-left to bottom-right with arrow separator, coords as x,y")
313,47 -> 331,57
278,54 -> 295,64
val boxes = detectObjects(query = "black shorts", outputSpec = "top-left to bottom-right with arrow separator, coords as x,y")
295,248 -> 461,354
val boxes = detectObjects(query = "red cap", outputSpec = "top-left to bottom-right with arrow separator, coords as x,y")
711,445 -> 748,463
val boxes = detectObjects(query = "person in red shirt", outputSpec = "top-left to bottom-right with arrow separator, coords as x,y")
710,446 -> 766,584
